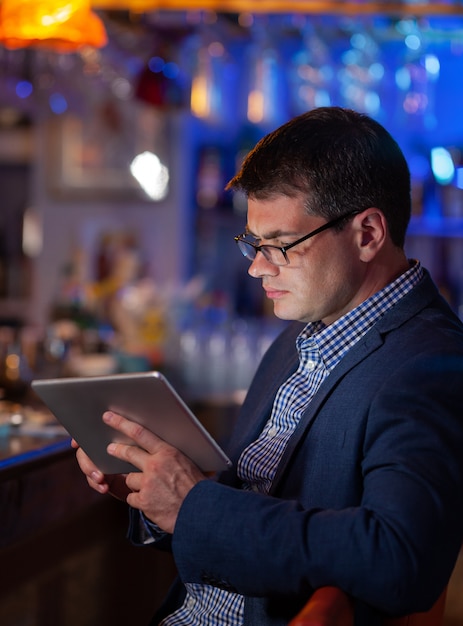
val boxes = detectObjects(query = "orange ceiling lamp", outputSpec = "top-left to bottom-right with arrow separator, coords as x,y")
0,0 -> 108,52
93,0 -> 163,9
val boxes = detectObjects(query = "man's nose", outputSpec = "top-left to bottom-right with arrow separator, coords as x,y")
248,253 -> 279,278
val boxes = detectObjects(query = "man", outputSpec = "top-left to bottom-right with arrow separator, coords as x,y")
75,107 -> 463,625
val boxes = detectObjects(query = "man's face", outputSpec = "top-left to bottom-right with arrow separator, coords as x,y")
245,195 -> 367,325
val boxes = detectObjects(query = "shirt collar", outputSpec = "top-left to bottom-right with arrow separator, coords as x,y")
297,260 -> 424,372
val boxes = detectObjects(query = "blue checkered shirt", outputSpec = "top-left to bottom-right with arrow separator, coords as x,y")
160,261 -> 424,625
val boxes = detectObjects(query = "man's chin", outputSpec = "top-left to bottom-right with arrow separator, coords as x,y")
272,303 -> 293,321
272,303 -> 313,324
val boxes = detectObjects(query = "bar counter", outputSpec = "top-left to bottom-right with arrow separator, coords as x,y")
0,408 -> 177,626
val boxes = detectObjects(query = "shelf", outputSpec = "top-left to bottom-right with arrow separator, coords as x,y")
93,1 -> 463,18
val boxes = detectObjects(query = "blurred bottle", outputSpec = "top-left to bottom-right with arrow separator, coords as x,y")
0,326 -> 32,402
195,145 -> 227,210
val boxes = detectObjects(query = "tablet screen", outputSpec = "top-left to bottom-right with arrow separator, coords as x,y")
31,371 -> 232,474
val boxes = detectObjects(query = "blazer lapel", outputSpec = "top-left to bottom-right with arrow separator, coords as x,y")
269,329 -> 384,493
269,271 -> 441,493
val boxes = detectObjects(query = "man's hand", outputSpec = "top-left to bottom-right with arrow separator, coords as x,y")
72,438 -> 131,501
103,410 -> 207,534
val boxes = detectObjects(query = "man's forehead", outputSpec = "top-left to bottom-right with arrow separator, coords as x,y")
245,208 -> 321,240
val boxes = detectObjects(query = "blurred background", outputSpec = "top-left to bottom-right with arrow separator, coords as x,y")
1,0 -> 463,398
2,2 -> 463,626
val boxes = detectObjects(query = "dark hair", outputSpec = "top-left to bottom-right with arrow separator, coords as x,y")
226,107 -> 411,248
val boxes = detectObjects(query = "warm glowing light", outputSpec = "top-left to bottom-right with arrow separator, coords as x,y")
0,0 -> 108,52
190,49 -> 213,119
247,89 -> 264,124
130,151 -> 169,201
92,0 -> 165,8
23,207 -> 43,258
191,74 -> 210,118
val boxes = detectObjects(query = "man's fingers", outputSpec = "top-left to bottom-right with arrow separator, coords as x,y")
75,447 -> 109,493
103,410 -> 165,454
125,471 -> 141,493
107,441 -> 146,469
76,446 -> 104,480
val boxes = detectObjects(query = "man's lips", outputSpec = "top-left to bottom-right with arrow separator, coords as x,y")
264,287 -> 288,299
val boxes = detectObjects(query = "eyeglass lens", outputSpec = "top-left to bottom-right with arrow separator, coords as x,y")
237,239 -> 286,265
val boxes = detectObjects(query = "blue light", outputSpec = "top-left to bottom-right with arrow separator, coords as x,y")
395,66 -> 410,90
456,168 -> 463,190
431,147 -> 455,185
16,80 -> 33,99
163,62 -> 179,79
364,91 -> 381,115
425,54 -> 440,78
351,33 -> 367,50
369,63 -> 384,81
49,93 -> 68,115
405,34 -> 422,51
148,56 -> 165,73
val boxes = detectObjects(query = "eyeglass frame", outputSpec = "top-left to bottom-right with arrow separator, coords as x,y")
234,209 -> 362,267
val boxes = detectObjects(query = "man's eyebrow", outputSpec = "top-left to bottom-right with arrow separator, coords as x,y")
245,226 -> 298,240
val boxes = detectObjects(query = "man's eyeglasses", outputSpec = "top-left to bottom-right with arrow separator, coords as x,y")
234,210 -> 361,267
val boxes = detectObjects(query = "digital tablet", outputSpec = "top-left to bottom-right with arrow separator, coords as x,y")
31,371 -> 232,474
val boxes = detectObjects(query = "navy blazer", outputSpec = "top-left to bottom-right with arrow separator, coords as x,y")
148,270 -> 463,626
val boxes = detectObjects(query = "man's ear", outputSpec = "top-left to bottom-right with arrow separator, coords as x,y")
354,209 -> 387,262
